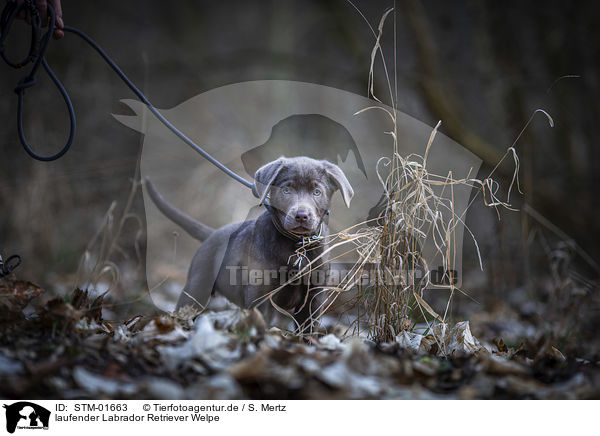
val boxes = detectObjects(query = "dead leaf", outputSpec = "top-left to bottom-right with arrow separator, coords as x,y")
0,279 -> 43,320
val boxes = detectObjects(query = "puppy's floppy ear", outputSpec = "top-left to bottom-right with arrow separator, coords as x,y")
323,161 -> 354,208
253,157 -> 287,205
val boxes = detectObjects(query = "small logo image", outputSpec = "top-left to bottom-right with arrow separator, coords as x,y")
3,402 -> 50,434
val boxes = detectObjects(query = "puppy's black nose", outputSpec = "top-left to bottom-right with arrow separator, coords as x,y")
295,210 -> 309,224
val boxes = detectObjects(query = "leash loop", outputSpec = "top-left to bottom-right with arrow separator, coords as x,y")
16,56 -> 76,161
1,1 -> 76,161
0,0 -> 40,68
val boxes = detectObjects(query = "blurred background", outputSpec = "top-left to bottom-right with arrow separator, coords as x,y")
0,1 -> 598,357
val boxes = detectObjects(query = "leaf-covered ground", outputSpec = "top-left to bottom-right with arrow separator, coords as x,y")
1,276 -> 598,400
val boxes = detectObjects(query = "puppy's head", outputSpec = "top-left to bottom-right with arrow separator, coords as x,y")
254,156 -> 354,234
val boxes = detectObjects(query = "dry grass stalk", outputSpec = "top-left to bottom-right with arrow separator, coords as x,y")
74,163 -> 144,295
254,5 -> 554,345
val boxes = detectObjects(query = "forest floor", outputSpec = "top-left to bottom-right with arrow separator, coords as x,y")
1,275 -> 599,400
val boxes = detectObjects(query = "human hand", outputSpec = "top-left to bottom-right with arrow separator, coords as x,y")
16,0 -> 64,39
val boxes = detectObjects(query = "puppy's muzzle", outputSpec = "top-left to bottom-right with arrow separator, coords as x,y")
283,205 -> 318,233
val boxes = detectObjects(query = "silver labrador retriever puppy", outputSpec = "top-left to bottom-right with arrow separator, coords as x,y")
145,156 -> 353,330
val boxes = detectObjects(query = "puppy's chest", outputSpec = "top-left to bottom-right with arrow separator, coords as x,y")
239,222 -> 330,310
266,238 -> 326,269
268,241 -> 329,306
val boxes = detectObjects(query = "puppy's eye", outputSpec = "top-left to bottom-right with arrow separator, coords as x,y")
313,188 -> 322,197
282,187 -> 292,194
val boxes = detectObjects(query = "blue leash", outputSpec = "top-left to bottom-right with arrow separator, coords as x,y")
0,0 -> 257,275
0,0 -> 254,190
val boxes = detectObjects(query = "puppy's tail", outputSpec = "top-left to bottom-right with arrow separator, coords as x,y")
144,177 -> 214,241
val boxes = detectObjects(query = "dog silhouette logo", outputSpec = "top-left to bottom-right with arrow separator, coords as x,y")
3,402 -> 50,433
114,80 -> 481,310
